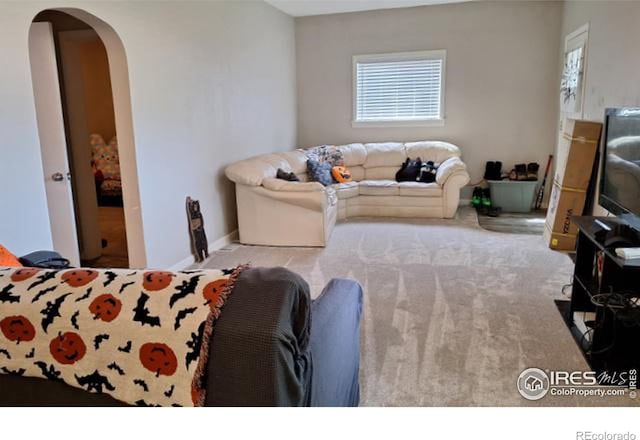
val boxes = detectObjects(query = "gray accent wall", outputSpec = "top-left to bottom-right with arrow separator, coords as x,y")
295,1 -> 563,193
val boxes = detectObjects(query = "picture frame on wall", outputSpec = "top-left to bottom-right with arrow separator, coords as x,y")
561,23 -> 589,119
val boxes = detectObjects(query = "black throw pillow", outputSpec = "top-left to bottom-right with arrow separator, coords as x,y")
276,168 -> 300,182
396,157 -> 423,182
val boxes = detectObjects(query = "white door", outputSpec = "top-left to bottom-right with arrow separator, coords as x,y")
29,22 -> 81,266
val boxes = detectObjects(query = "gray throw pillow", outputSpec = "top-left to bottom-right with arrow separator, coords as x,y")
307,159 -> 334,186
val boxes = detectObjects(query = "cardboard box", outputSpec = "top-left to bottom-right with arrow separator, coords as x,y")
543,179 -> 586,251
543,223 -> 578,251
554,119 -> 602,190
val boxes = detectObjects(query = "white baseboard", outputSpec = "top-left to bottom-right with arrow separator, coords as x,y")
168,229 -> 239,271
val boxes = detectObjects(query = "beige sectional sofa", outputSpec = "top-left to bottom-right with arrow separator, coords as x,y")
225,141 -> 470,246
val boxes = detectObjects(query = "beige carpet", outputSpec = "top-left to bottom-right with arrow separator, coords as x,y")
200,207 -> 636,406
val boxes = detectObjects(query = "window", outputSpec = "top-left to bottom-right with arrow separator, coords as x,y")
353,50 -> 446,127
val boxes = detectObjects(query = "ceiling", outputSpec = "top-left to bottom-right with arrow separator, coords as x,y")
265,0 -> 469,17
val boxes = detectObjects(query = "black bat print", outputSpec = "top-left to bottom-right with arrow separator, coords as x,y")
93,334 -> 110,350
25,348 -> 35,359
135,400 -> 160,407
174,307 -> 197,330
179,270 -> 203,274
75,370 -> 115,393
0,284 -> 19,304
169,275 -> 202,308
103,271 -> 117,287
74,287 -> 93,303
185,321 -> 205,370
31,285 -> 57,303
107,362 -> 125,376
118,340 -> 132,353
71,310 -> 80,330
222,268 -> 235,275
126,271 -> 138,277
27,271 -> 57,290
133,378 -> 149,392
0,349 -> 10,359
40,293 -> 71,333
118,281 -> 135,294
132,293 -> 161,327
34,361 -> 62,381
1,367 -> 25,376
164,385 -> 175,398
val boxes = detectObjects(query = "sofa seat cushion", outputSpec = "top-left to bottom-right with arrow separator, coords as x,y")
330,181 -> 359,199
358,180 -> 399,196
398,182 -> 442,197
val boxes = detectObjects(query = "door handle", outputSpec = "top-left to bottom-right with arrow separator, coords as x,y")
51,172 -> 64,182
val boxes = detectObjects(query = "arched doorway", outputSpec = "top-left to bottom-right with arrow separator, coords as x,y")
28,8 -> 146,268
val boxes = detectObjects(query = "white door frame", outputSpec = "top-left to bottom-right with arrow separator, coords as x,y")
29,8 -> 147,268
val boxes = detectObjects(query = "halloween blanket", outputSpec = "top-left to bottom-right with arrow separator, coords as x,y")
0,265 -> 245,406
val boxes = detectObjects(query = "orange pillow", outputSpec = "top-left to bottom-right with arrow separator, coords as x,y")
0,245 -> 22,267
331,166 -> 353,183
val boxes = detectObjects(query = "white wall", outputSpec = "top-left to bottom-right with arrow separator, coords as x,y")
295,1 -> 562,194
0,1 -> 296,268
559,1 -> 640,215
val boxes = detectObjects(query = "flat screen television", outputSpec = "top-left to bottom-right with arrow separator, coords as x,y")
600,107 -> 640,231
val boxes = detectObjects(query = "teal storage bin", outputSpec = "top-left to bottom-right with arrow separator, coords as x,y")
487,180 -> 538,213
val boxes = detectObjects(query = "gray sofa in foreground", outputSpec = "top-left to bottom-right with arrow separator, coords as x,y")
0,267 -> 363,407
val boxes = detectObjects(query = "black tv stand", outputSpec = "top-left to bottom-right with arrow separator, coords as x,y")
569,216 -> 640,374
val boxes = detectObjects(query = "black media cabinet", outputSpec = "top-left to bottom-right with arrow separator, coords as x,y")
570,216 -> 640,373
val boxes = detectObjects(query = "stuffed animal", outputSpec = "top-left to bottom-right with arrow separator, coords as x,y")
417,161 -> 438,183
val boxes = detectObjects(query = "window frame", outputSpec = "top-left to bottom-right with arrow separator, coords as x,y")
352,49 -> 447,128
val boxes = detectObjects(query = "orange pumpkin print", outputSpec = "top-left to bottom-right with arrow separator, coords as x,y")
0,315 -> 36,343
202,279 -> 228,310
10,268 -> 40,282
61,269 -> 99,288
89,294 -> 122,322
142,271 -> 174,291
139,342 -> 178,377
49,332 -> 86,365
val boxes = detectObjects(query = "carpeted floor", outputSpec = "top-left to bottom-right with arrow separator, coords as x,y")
200,207 -> 636,406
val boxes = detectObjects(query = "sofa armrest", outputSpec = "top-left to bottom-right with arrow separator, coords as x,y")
262,177 -> 325,192
205,267 -> 312,407
436,156 -> 469,186
310,278 -> 363,407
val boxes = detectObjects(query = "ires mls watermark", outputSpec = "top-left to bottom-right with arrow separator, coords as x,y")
517,367 -> 637,401
576,433 -> 636,440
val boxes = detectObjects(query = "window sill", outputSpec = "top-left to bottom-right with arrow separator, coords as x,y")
351,118 -> 445,128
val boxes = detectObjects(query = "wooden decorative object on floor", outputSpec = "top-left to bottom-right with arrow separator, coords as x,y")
186,197 -> 209,262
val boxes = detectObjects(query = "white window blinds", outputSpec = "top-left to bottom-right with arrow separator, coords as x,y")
354,51 -> 445,124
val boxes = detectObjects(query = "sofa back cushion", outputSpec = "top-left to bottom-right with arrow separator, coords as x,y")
365,167 -> 400,180
349,166 -> 365,181
363,142 -> 406,168
405,141 -> 460,164
337,143 -> 367,166
277,150 -> 308,174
